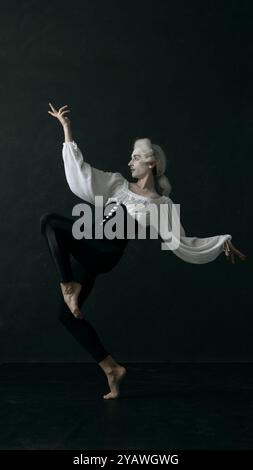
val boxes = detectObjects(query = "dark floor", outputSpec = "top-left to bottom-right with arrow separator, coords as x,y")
1,363 -> 253,450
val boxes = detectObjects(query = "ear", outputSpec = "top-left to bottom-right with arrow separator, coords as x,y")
149,160 -> 156,170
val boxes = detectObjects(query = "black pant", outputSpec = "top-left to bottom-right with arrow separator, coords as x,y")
39,211 -> 127,363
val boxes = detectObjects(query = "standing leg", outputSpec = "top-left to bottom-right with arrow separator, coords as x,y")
59,297 -> 127,399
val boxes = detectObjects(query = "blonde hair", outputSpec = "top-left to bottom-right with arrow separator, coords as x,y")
133,138 -> 172,196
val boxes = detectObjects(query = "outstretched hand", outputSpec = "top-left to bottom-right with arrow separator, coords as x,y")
223,240 -> 247,264
48,102 -> 71,127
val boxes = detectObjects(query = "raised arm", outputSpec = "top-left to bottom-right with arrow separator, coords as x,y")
48,103 -> 126,205
48,102 -> 73,142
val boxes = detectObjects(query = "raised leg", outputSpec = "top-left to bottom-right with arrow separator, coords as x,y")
40,211 -> 126,398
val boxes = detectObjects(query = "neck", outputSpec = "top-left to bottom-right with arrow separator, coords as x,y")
135,173 -> 155,192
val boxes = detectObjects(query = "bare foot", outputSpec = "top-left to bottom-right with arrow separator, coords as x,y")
60,281 -> 82,319
103,366 -> 127,400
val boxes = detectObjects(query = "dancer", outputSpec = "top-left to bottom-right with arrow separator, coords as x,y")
40,103 -> 246,399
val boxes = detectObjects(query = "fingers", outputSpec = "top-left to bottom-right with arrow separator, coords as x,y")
59,105 -> 69,113
48,102 -> 69,113
60,109 -> 70,116
232,248 -> 246,259
48,102 -> 56,112
224,241 -> 234,264
224,240 -> 247,264
48,103 -> 71,124
235,251 -> 247,260
229,241 -> 247,261
224,241 -> 230,257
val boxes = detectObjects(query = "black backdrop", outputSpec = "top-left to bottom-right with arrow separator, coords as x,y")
0,0 -> 252,362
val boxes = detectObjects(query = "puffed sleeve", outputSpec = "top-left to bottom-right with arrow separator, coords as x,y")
159,197 -> 232,264
62,141 -> 125,205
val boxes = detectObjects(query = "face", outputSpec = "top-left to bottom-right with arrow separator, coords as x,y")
128,141 -> 156,178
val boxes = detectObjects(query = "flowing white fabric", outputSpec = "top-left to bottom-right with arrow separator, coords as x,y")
159,198 -> 232,263
62,141 -> 232,264
62,141 -> 124,204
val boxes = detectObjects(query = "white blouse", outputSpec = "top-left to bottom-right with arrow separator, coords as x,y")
62,140 -> 232,264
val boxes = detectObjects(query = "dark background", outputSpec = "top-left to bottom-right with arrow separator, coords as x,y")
0,0 -> 252,362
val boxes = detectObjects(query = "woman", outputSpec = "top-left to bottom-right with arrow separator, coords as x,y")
40,103 -> 246,400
